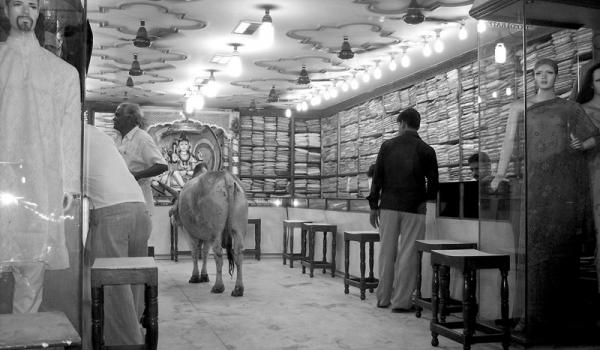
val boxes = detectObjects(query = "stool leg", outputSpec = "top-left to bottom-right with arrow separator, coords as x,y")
414,250 -> 423,318
322,231 -> 328,273
463,269 -> 476,350
331,229 -> 336,278
145,285 -> 159,350
440,266 -> 450,323
344,239 -> 350,294
431,264 -> 440,347
256,221 -> 261,261
368,241 -> 375,293
359,241 -> 366,300
301,229 -> 306,273
501,268 -> 510,350
283,224 -> 287,265
170,222 -> 174,261
309,231 -> 315,277
91,286 -> 104,350
174,225 -> 179,262
290,228 -> 296,269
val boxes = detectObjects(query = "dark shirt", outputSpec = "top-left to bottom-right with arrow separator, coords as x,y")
367,130 -> 439,213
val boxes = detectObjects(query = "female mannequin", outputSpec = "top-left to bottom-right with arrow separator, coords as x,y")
491,58 -> 599,337
576,62 -> 600,297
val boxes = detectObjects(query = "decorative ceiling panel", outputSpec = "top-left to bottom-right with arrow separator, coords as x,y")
255,56 -> 348,75
287,23 -> 400,54
87,71 -> 172,86
355,0 -> 474,14
231,78 -> 312,93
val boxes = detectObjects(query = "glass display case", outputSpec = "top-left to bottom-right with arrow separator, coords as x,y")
0,0 -> 87,344
473,0 -> 600,345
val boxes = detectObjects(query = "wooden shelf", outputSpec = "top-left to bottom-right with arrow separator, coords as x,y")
239,175 -> 290,179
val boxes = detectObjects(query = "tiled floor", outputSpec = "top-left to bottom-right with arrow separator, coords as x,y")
154,256 -> 597,350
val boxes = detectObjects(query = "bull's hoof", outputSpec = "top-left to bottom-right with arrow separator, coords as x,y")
199,273 -> 210,283
189,275 -> 201,283
211,284 -> 225,294
231,286 -> 244,297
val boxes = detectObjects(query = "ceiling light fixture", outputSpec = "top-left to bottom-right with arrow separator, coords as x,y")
400,47 -> 411,68
126,76 -> 134,87
267,85 -> 279,103
185,93 -> 205,114
338,36 -> 354,60
201,69 -> 219,98
258,7 -> 274,47
495,43 -> 507,63
350,73 -> 359,90
433,30 -> 444,53
297,65 -> 311,85
477,20 -> 487,33
373,61 -> 382,80
228,43 -> 243,77
340,80 -> 349,92
285,107 -> 292,118
388,54 -> 397,71
422,39 -> 432,57
361,70 -> 370,83
301,100 -> 309,112
458,22 -> 468,40
328,84 -> 338,99
133,20 -> 151,48
129,54 -> 143,76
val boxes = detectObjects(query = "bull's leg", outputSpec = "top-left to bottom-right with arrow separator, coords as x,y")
188,236 -> 202,284
199,241 -> 210,283
211,243 -> 225,294
231,236 -> 244,297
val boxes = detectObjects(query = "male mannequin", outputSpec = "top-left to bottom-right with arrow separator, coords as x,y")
0,0 -> 81,313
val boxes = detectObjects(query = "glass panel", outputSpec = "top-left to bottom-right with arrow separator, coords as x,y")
476,1 -> 527,340
0,0 -> 86,341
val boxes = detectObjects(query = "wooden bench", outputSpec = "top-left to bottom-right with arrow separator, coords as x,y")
343,231 -> 380,300
0,311 -> 81,349
91,257 -> 158,350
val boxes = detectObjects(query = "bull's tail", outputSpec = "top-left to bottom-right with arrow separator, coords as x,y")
223,172 -> 236,277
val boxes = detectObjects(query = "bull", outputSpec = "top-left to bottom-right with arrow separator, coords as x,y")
170,169 -> 248,296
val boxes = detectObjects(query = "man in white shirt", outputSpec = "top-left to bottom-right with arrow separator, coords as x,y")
0,0 -> 81,313
113,103 -> 168,215
84,124 -> 150,346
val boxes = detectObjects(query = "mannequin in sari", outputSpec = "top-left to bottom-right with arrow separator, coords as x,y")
492,58 -> 598,337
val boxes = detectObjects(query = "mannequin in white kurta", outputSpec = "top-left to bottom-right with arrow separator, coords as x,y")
0,0 -> 81,313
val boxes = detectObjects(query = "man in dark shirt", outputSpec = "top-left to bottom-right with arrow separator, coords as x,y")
368,107 -> 439,311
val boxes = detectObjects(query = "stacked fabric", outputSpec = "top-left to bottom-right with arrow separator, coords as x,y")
339,141 -> 358,159
338,159 -> 358,174
323,162 -> 337,176
382,91 -> 401,113
340,124 -> 359,142
359,136 -> 382,156
359,154 -> 377,172
322,145 -> 337,162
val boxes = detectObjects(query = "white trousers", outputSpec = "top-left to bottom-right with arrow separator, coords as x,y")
376,209 -> 425,309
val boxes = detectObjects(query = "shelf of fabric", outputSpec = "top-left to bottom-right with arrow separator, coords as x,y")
322,145 -> 337,162
359,153 -> 378,172
338,159 -> 358,174
382,91 -> 401,113
339,141 -> 358,159
357,173 -> 370,196
323,161 -> 337,176
340,123 -> 359,143
321,177 -> 337,194
339,107 -> 359,127
358,136 -> 382,156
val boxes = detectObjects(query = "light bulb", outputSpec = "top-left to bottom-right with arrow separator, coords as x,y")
458,25 -> 468,40
423,42 -> 432,57
341,81 -> 350,92
228,51 -> 242,77
362,71 -> 370,83
434,36 -> 444,53
477,20 -> 487,33
201,79 -> 219,98
293,199 -> 299,207
495,43 -> 507,64
492,91 -> 498,98
296,103 -> 302,112
350,77 -> 359,90
388,59 -> 397,71
401,53 -> 411,68
323,90 -> 331,100
506,87 -> 512,96
301,101 -> 308,111
185,97 -> 194,114
328,86 -> 338,99
258,10 -> 274,48
373,65 -> 382,80
285,108 -> 292,118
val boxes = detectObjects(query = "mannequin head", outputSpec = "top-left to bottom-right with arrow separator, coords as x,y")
3,0 -> 39,33
576,62 -> 600,104
533,58 -> 558,92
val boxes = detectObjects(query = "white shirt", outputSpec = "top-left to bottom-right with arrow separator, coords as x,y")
0,33 -> 81,269
117,126 -> 167,210
84,125 -> 145,209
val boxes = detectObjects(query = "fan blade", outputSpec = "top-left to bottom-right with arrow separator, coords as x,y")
424,16 -> 465,23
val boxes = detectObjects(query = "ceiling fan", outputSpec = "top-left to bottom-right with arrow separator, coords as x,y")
388,0 -> 466,25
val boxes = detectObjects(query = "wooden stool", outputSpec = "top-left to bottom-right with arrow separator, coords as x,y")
413,240 -> 477,319
91,257 -> 158,350
430,249 -> 510,350
0,311 -> 81,349
300,223 -> 337,278
343,231 -> 379,300
244,218 -> 262,260
282,219 -> 311,268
